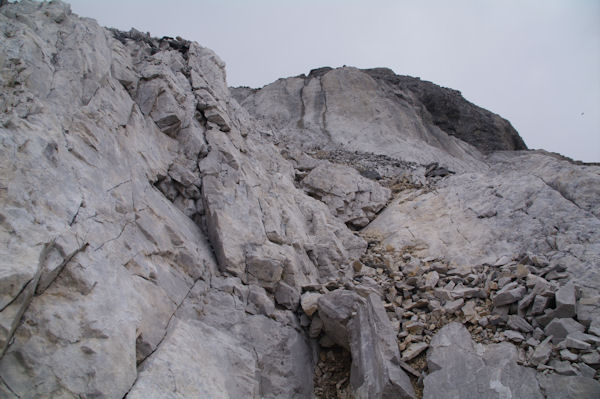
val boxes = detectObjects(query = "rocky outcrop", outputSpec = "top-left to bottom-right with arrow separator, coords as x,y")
424,322 -> 544,399
362,68 -> 527,154
232,66 -> 524,172
0,1 -> 598,398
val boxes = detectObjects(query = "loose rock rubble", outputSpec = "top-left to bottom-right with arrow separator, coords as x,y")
302,231 -> 599,397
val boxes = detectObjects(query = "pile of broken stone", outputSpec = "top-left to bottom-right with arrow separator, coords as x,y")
299,235 -> 599,394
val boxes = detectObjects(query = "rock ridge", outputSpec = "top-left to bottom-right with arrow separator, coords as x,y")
0,1 -> 598,399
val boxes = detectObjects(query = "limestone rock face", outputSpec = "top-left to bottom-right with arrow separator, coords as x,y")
317,290 -> 415,398
302,162 -> 391,228
233,66 -> 523,172
424,322 -> 544,399
0,2 -> 354,397
1,1 -> 599,398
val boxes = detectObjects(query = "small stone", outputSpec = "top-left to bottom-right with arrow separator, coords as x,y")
564,336 -> 591,350
433,288 -> 453,301
545,271 -> 569,280
423,271 -> 439,289
309,316 -> 323,338
560,349 -> 579,362
493,285 -> 526,307
274,281 -> 300,310
504,330 -> 525,343
588,320 -> 600,337
549,360 -> 577,375
529,295 -> 551,316
498,277 -> 514,289
576,362 -> 597,378
526,337 -> 540,347
516,263 -> 529,278
531,277 -> 556,296
518,291 -> 536,310
447,267 -> 471,277
300,292 -> 322,316
532,327 -> 545,341
444,298 -> 464,313
530,337 -> 553,365
507,315 -> 533,333
452,286 -> 481,299
404,321 -> 426,334
545,318 -> 586,344
461,300 -> 477,319
401,341 -> 428,361
568,331 -> 600,345
430,262 -> 448,274
553,284 -> 576,318
581,351 -> 600,365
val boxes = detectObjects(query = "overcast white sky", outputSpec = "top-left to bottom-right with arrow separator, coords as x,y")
68,0 -> 600,162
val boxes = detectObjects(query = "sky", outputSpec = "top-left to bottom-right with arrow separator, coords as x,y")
67,0 -> 600,162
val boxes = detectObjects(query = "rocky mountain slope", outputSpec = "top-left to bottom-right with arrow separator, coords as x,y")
0,1 -> 599,398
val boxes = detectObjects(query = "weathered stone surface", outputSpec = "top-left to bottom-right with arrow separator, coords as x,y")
318,290 -> 416,399
402,342 -> 428,361
537,374 -> 600,399
302,162 -> 391,228
1,1 -> 599,397
545,318 -> 586,344
554,283 -> 577,318
365,152 -> 600,290
493,284 -> 527,307
530,339 -> 553,366
424,322 -> 543,399
300,292 -> 322,317
233,67 -> 517,171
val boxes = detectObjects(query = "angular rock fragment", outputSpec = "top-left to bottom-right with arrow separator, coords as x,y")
301,292 -> 322,317
402,342 -> 428,361
302,163 -> 391,228
493,284 -> 526,307
553,283 -> 577,318
545,318 -> 586,344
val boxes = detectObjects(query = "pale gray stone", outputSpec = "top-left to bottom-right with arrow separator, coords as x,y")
504,330 -> 525,343
537,374 -> 600,399
302,162 -> 391,228
545,318 -> 586,344
424,322 -> 543,399
530,338 -> 553,366
300,292 -> 322,317
554,283 -> 577,318
581,351 -> 600,365
402,342 -> 428,361
318,290 -> 416,398
560,349 -> 579,362
549,359 -> 578,375
493,285 -> 527,307
507,315 -> 533,333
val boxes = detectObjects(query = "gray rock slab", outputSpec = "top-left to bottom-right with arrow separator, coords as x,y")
554,283 -> 577,318
545,318 -> 586,344
424,322 -> 543,399
537,374 -> 600,399
318,290 -> 416,398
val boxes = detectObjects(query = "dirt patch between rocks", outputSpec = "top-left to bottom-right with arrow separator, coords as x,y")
314,346 -> 353,399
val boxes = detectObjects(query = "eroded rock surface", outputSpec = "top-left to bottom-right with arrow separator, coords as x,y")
424,322 -> 543,399
1,1 -> 598,398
